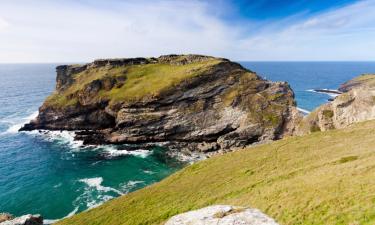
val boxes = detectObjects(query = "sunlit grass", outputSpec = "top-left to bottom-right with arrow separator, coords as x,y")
57,119 -> 375,225
45,59 -> 222,108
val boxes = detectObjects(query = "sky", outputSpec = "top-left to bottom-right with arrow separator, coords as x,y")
0,0 -> 374,62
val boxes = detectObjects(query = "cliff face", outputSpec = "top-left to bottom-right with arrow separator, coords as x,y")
21,55 -> 300,155
297,74 -> 375,134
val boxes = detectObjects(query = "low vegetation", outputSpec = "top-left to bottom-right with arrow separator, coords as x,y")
57,119 -> 375,225
45,59 -> 222,108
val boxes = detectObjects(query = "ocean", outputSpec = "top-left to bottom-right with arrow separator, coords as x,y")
1,62 -> 375,223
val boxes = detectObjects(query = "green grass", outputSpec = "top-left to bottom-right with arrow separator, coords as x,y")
57,119 -> 375,225
347,74 -> 375,89
45,59 -> 222,108
322,109 -> 334,118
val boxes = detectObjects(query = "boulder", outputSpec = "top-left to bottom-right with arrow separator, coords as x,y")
0,214 -> 42,225
0,214 -> 13,223
165,205 -> 279,225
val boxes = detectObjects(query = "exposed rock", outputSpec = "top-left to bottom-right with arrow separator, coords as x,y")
297,74 -> 375,134
313,89 -> 342,95
21,54 -> 301,155
0,214 -> 42,225
338,74 -> 375,92
165,205 -> 279,225
0,214 -> 13,223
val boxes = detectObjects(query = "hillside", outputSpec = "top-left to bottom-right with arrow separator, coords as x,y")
21,55 -> 300,156
57,119 -> 375,225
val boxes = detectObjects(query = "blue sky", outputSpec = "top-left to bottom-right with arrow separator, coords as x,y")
223,0 -> 353,20
0,0 -> 374,62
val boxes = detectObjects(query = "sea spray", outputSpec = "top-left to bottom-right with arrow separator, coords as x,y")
0,111 -> 38,135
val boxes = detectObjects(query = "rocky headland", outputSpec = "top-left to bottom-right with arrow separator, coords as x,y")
297,74 -> 375,134
21,54 -> 301,157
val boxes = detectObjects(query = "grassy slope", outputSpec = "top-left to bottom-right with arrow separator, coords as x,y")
45,59 -> 222,108
342,74 -> 375,90
57,120 -> 375,225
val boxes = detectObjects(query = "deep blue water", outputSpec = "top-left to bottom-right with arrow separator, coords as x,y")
1,62 -> 375,223
241,62 -> 375,111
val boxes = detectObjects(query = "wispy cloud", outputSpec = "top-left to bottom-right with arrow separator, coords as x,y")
238,0 -> 375,61
0,17 -> 9,31
0,0 -> 374,62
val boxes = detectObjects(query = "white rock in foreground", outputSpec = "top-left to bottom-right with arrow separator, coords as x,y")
165,205 -> 279,225
0,214 -> 42,225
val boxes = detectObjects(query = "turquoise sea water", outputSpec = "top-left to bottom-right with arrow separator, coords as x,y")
1,62 -> 375,223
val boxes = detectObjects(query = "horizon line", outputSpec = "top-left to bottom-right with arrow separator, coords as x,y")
1,60 -> 375,64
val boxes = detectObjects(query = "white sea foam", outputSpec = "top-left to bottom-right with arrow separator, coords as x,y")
99,145 -> 152,158
121,180 -> 145,194
306,89 -> 340,98
0,110 -> 84,149
143,170 -> 155,174
79,177 -> 124,195
74,177 -> 124,211
0,111 -> 38,135
27,130 -> 84,150
86,195 -> 114,210
43,206 -> 79,224
53,183 -> 62,188
297,107 -> 310,115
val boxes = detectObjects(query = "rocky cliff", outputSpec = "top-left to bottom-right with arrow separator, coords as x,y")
297,74 -> 375,134
21,55 -> 300,155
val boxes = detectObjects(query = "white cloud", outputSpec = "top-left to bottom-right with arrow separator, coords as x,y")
0,0 -> 242,62
0,0 -> 374,62
0,17 -> 9,31
237,0 -> 375,61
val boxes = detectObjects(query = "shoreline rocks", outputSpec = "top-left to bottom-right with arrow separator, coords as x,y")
297,74 -> 375,134
0,214 -> 42,225
165,205 -> 279,225
313,89 -> 342,95
0,214 -> 13,223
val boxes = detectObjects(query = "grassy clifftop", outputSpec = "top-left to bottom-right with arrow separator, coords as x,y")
45,56 -> 223,108
57,119 -> 375,225
339,74 -> 375,92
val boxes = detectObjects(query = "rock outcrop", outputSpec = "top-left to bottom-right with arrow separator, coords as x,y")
21,54 -> 300,155
0,214 -> 13,223
165,205 -> 279,225
297,74 -> 375,134
0,214 -> 42,225
338,74 -> 375,92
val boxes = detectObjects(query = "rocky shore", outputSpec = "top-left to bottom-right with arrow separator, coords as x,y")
0,213 -> 42,225
21,55 -> 301,157
297,74 -> 375,134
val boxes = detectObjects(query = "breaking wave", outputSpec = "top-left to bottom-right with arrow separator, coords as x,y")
0,111 -> 38,135
98,145 -> 152,158
297,107 -> 310,115
306,89 -> 340,98
79,177 -> 124,196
